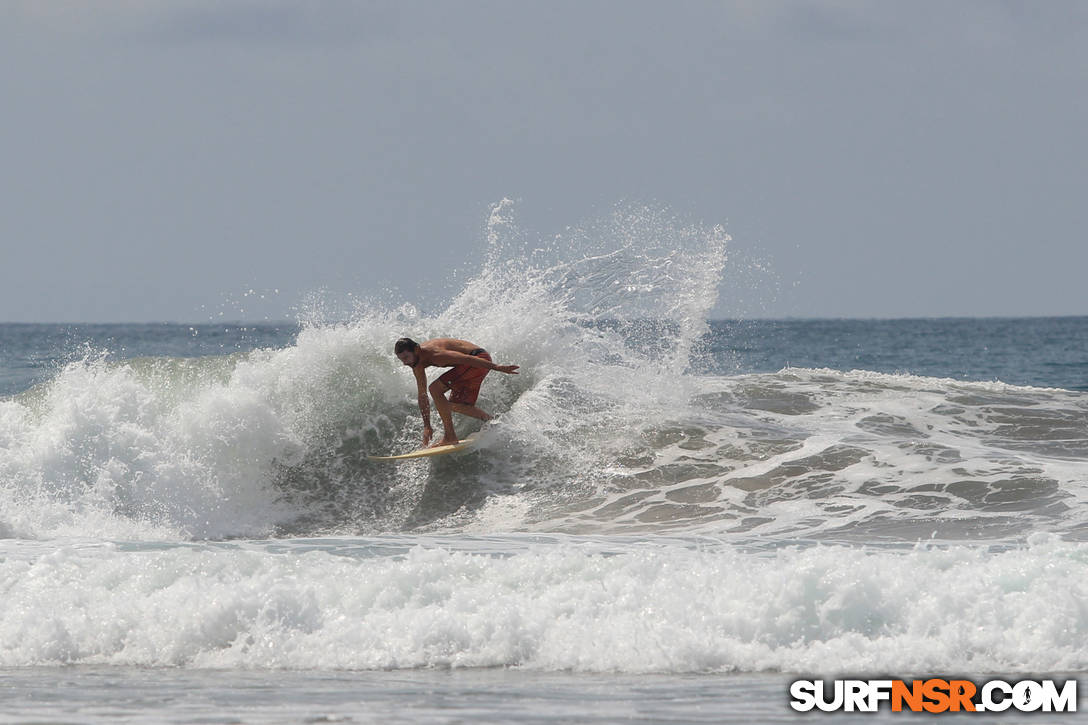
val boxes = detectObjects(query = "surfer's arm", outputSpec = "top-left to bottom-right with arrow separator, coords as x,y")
432,351 -> 520,374
413,365 -> 434,443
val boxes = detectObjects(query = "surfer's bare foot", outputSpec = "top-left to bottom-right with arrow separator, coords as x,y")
430,436 -> 458,448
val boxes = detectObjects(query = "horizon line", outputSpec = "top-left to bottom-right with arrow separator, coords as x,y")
1,314 -> 1086,326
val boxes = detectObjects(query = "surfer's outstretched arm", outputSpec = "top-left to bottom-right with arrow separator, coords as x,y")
413,364 -> 433,447
429,350 -> 520,374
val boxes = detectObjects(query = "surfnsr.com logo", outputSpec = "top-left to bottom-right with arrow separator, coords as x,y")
789,678 -> 1078,713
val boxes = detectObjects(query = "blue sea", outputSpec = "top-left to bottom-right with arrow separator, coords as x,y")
1,209 -> 1086,722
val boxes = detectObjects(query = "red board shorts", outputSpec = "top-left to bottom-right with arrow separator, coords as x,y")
438,349 -> 491,405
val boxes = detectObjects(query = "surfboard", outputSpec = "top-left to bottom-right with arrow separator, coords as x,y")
366,435 -> 478,461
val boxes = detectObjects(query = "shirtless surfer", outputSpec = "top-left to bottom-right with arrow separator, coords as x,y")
394,337 -> 519,448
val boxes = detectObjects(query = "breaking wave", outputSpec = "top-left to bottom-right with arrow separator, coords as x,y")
2,200 -> 1087,675
0,201 -> 1086,545
2,534 -> 1086,672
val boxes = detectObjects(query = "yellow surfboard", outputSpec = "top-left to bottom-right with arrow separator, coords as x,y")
367,435 -> 478,461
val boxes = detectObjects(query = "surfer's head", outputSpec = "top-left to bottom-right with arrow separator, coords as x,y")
395,337 -> 421,366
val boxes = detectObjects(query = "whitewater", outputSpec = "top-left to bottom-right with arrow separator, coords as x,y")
1,201 -> 1086,722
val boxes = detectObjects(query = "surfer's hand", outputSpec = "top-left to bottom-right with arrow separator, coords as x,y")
496,364 -> 519,374
422,426 -> 433,447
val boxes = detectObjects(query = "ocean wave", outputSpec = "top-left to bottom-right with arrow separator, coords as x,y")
0,203 -> 730,540
0,203 -> 1085,544
1,535 -> 1085,673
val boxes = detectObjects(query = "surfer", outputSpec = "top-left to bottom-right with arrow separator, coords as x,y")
394,337 -> 519,448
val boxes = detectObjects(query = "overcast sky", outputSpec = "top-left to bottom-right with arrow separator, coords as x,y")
2,1 -> 1086,322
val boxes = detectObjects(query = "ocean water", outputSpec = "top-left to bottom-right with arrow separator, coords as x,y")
1,203 -> 1087,722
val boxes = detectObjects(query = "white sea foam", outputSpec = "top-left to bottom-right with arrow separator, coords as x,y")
1,535 -> 1085,673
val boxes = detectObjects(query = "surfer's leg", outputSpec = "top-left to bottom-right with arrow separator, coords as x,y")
451,403 -> 491,421
428,379 -> 459,445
